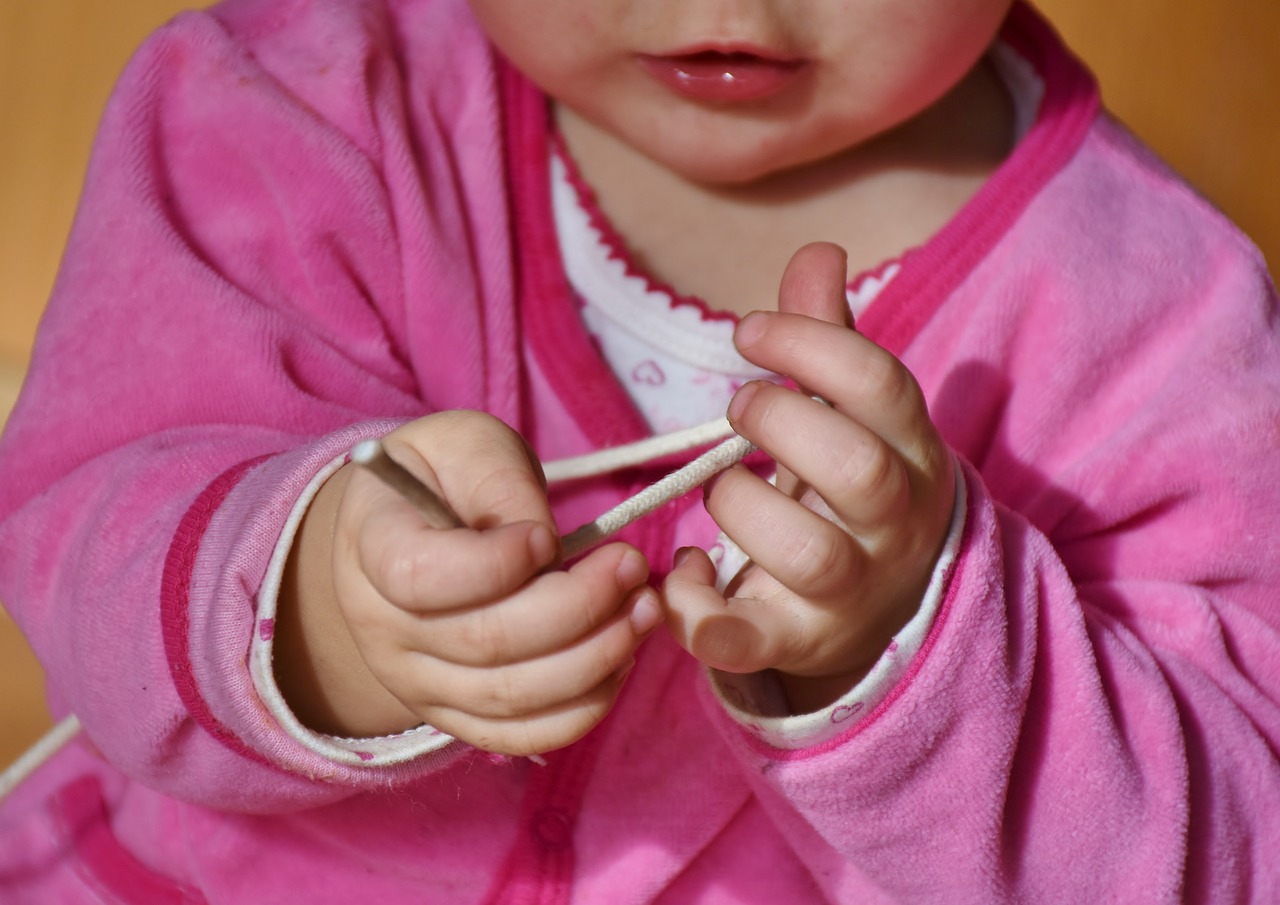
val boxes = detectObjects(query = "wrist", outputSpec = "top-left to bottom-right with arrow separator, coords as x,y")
777,594 -> 923,714
274,464 -> 420,737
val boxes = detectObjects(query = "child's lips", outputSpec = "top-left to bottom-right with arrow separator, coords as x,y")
637,49 -> 807,103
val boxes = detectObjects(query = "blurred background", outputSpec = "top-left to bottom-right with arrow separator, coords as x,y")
2,0 -> 1278,769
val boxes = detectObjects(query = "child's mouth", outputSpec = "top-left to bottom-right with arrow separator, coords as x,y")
638,49 -> 806,103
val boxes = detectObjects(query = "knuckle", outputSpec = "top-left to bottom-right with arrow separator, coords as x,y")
592,627 -> 633,682
840,441 -> 906,504
558,640 -> 622,707
790,526 -> 853,588
475,668 -> 525,718
864,352 -> 920,410
467,464 -> 540,519
368,540 -> 427,604
917,437 -> 954,489
502,667 -> 536,714
458,607 -> 512,667
558,573 -> 604,639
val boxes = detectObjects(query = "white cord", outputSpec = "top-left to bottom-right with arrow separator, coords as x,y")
560,433 -> 754,557
542,417 -> 736,484
0,714 -> 81,801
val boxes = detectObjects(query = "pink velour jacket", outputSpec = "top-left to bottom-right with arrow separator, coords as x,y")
1,0 -> 1279,902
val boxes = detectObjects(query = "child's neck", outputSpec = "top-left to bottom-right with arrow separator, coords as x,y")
556,60 -> 1013,317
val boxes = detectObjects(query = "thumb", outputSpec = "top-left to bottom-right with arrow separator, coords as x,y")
386,410 -> 554,532
663,548 -> 792,675
777,242 -> 851,327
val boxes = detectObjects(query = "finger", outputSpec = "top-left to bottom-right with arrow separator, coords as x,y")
350,498 -> 557,612
389,600 -> 643,720
725,383 -> 913,532
385,410 -> 554,530
662,546 -> 730,654
776,241 -> 852,327
343,411 -> 561,611
420,668 -> 632,757
663,548 -> 800,674
734,316 -> 936,468
703,465 -> 866,597
402,547 -> 655,668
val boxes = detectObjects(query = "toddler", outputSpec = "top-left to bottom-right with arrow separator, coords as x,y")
1,0 -> 1278,901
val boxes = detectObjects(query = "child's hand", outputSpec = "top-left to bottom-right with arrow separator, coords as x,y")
279,411 -> 660,756
662,243 -> 956,714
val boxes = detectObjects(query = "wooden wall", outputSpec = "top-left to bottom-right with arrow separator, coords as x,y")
1041,0 -> 1280,273
1,0 -> 196,771
1,0 -> 1277,768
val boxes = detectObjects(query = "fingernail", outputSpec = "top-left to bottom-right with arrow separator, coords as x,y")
673,547 -> 694,568
726,381 -> 762,423
629,590 -> 663,635
735,312 -> 768,349
527,523 -> 558,566
616,549 -> 649,587
614,658 -> 636,686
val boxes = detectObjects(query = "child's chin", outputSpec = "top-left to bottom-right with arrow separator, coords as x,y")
625,115 -> 861,188
651,141 -> 843,189
628,136 -> 774,185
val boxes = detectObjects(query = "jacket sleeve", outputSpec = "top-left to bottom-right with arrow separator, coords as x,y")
696,182 -> 1280,899
0,5 -> 507,812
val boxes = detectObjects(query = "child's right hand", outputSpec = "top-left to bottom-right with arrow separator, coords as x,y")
276,411 -> 661,757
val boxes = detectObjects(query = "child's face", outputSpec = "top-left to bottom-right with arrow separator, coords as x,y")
469,0 -> 1015,185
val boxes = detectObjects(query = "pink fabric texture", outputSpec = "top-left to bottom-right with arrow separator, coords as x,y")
1,0 -> 1278,901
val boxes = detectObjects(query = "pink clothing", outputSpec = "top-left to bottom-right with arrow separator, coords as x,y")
2,0 -> 1279,901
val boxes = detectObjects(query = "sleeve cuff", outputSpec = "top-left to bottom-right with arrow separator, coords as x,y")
708,456 -> 969,750
248,446 -> 458,768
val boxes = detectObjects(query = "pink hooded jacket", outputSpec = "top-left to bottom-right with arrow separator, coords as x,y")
1,0 -> 1278,901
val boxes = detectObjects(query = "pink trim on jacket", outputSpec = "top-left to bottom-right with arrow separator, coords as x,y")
161,455 -> 275,769
500,60 -> 655,454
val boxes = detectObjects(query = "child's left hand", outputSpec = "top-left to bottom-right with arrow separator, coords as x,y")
662,243 -> 956,714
